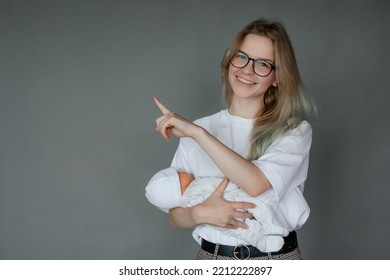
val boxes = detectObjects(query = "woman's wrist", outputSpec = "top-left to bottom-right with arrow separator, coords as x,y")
191,204 -> 206,226
168,206 -> 202,229
190,125 -> 207,141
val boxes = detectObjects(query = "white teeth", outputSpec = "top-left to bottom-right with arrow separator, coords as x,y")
237,76 -> 255,85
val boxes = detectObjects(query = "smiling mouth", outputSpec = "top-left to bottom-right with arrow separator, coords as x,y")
236,76 -> 256,85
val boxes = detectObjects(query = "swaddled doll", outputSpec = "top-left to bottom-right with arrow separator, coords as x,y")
146,167 -> 289,252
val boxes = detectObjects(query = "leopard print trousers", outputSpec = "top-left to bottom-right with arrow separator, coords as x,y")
196,246 -> 303,260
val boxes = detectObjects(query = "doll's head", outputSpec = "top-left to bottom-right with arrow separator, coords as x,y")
179,172 -> 194,194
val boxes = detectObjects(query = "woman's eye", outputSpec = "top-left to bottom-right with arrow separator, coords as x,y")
257,60 -> 270,69
237,53 -> 247,60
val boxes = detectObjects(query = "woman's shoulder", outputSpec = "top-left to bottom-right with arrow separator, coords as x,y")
287,120 -> 312,137
268,120 -> 312,153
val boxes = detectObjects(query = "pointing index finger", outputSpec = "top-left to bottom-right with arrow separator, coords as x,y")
154,96 -> 171,114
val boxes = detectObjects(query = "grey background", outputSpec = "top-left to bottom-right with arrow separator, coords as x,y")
1,0 -> 389,260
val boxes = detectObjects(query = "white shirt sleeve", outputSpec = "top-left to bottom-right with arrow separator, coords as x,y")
253,121 -> 313,206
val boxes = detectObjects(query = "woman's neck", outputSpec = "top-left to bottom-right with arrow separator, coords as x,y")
229,96 -> 264,119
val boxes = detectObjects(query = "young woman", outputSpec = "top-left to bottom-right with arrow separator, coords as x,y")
147,18 -> 317,260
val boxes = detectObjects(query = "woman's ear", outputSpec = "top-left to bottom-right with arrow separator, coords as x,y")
272,80 -> 278,87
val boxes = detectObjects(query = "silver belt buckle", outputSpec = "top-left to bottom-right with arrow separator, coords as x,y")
233,244 -> 250,260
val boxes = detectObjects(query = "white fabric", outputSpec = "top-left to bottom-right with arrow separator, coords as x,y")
145,109 -> 312,247
147,172 -> 289,252
182,176 -> 289,252
145,167 -> 182,210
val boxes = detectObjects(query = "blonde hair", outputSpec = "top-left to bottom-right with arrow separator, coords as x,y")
221,18 -> 317,159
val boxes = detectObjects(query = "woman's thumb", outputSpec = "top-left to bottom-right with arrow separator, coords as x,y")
213,178 -> 229,196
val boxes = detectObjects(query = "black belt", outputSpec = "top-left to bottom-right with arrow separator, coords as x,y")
201,231 -> 298,260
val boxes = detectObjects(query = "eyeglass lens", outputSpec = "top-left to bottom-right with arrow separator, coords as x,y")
231,52 -> 274,77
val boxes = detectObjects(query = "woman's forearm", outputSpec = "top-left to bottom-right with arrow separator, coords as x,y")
153,97 -> 270,197
193,127 -> 271,197
168,206 -> 200,229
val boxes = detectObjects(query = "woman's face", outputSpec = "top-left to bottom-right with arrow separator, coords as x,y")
228,34 -> 278,102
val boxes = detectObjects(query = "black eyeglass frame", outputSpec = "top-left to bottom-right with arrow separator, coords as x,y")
230,51 -> 276,77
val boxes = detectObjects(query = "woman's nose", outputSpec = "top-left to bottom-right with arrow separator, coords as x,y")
242,60 -> 255,75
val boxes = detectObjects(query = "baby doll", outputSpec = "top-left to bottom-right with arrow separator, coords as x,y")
146,167 -> 289,252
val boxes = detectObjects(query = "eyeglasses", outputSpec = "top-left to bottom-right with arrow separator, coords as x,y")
230,51 -> 275,77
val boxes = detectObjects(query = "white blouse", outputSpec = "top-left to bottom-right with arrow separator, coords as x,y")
146,109 -> 312,246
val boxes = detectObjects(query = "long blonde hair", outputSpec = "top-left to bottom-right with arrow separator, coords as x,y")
221,18 -> 317,160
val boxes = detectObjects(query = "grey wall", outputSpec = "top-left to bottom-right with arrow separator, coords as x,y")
1,0 -> 389,260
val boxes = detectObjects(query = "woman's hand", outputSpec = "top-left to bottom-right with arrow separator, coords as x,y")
193,178 -> 256,229
168,178 -> 256,229
154,96 -> 201,141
